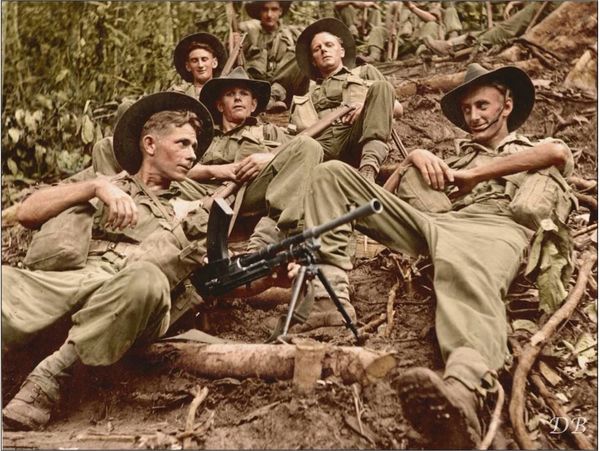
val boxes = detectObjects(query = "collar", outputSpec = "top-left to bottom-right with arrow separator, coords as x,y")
457,132 -> 533,154
315,65 -> 351,83
214,116 -> 260,136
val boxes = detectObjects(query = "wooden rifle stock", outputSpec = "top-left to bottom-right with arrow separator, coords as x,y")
222,32 -> 247,77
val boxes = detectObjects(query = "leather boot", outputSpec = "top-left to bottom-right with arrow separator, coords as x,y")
3,342 -> 79,430
424,34 -> 473,57
393,367 -> 487,448
358,165 -> 377,183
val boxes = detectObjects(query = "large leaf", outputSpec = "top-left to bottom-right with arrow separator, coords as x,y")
525,219 -> 574,313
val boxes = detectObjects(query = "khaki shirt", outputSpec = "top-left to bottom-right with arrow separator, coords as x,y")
310,65 -> 386,116
168,81 -> 200,98
92,175 -> 181,245
241,20 -> 300,75
448,132 -> 574,209
200,116 -> 291,165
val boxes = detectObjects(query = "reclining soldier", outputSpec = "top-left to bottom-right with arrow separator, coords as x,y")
423,2 -> 555,57
169,32 -> 227,97
189,66 -> 323,253
300,64 -> 574,447
294,18 -> 403,184
237,1 -> 309,112
2,93 -> 219,430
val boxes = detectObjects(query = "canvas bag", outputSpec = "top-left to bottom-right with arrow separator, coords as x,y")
24,203 -> 95,271
509,166 -> 577,230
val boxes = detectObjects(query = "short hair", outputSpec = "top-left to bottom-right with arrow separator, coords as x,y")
312,31 -> 344,48
140,110 -> 203,146
186,42 -> 215,59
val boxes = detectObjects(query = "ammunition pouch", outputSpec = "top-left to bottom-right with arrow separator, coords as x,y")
289,94 -> 319,133
509,166 -> 577,230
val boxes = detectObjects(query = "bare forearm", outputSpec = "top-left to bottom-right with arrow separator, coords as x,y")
408,4 -> 437,22
18,180 -> 99,229
188,163 -> 236,182
469,142 -> 569,184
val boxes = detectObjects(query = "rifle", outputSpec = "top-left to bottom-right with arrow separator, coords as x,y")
191,198 -> 383,341
202,103 -> 357,212
386,2 -> 401,61
225,2 -> 245,71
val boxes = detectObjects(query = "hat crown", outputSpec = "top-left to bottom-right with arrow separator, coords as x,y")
463,63 -> 489,84
225,66 -> 253,81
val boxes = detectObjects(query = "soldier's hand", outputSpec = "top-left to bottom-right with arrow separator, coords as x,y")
448,168 -> 478,198
341,103 -> 363,125
94,178 -> 139,230
235,153 -> 274,182
408,148 -> 453,190
213,163 -> 239,181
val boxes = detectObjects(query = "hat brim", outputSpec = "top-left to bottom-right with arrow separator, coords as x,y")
296,18 -> 356,80
245,1 -> 291,20
174,33 -> 228,83
441,66 -> 535,132
113,92 -> 214,174
199,77 -> 271,123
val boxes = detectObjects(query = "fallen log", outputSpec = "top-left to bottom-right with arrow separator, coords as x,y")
143,342 -> 397,387
395,59 -> 544,99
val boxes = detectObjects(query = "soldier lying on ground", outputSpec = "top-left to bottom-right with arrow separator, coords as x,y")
423,1 -> 556,56
189,66 -> 324,254
169,32 -> 227,97
299,64 -> 574,447
236,1 -> 309,112
1,93 -> 220,430
358,1 -> 463,63
294,18 -> 403,183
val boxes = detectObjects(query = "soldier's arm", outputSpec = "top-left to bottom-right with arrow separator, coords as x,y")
406,1 -> 438,22
18,178 -> 138,230
187,163 -> 239,182
451,141 -> 571,195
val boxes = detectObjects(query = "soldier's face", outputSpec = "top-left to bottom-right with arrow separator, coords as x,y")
143,123 -> 198,181
186,48 -> 218,85
216,87 -> 258,124
259,2 -> 283,31
460,85 -> 513,146
311,32 -> 345,76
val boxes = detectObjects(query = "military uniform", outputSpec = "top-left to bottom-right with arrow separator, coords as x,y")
199,117 -> 323,248
365,2 -> 463,59
168,81 -> 200,98
304,132 -> 574,390
309,64 -> 393,174
240,20 -> 309,104
2,175 -> 210,367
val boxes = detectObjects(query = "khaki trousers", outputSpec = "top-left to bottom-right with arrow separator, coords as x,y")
304,161 -> 532,388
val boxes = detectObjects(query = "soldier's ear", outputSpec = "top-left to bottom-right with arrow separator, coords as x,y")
142,135 -> 156,156
212,58 -> 218,69
340,46 -> 345,59
185,61 -> 192,73
216,99 -> 225,114
502,96 -> 513,119
250,97 -> 258,113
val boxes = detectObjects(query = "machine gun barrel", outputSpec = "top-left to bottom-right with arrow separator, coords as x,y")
239,199 -> 382,267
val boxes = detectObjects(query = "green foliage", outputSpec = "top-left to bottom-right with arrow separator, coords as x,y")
1,1 -> 228,185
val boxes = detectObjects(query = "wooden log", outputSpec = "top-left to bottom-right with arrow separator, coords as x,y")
143,342 -> 397,386
395,59 -> 544,99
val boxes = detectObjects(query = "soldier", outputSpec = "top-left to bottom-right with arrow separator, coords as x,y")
294,18 -> 403,183
169,32 -> 227,97
359,1 -> 463,62
191,66 -> 323,253
2,93 -> 217,430
301,64 -> 574,447
334,1 -> 382,41
238,1 -> 310,112
424,2 -> 554,56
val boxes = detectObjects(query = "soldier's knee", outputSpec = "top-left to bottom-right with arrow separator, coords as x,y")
312,160 -> 350,183
368,80 -> 394,96
290,135 -> 324,161
121,262 -> 170,309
